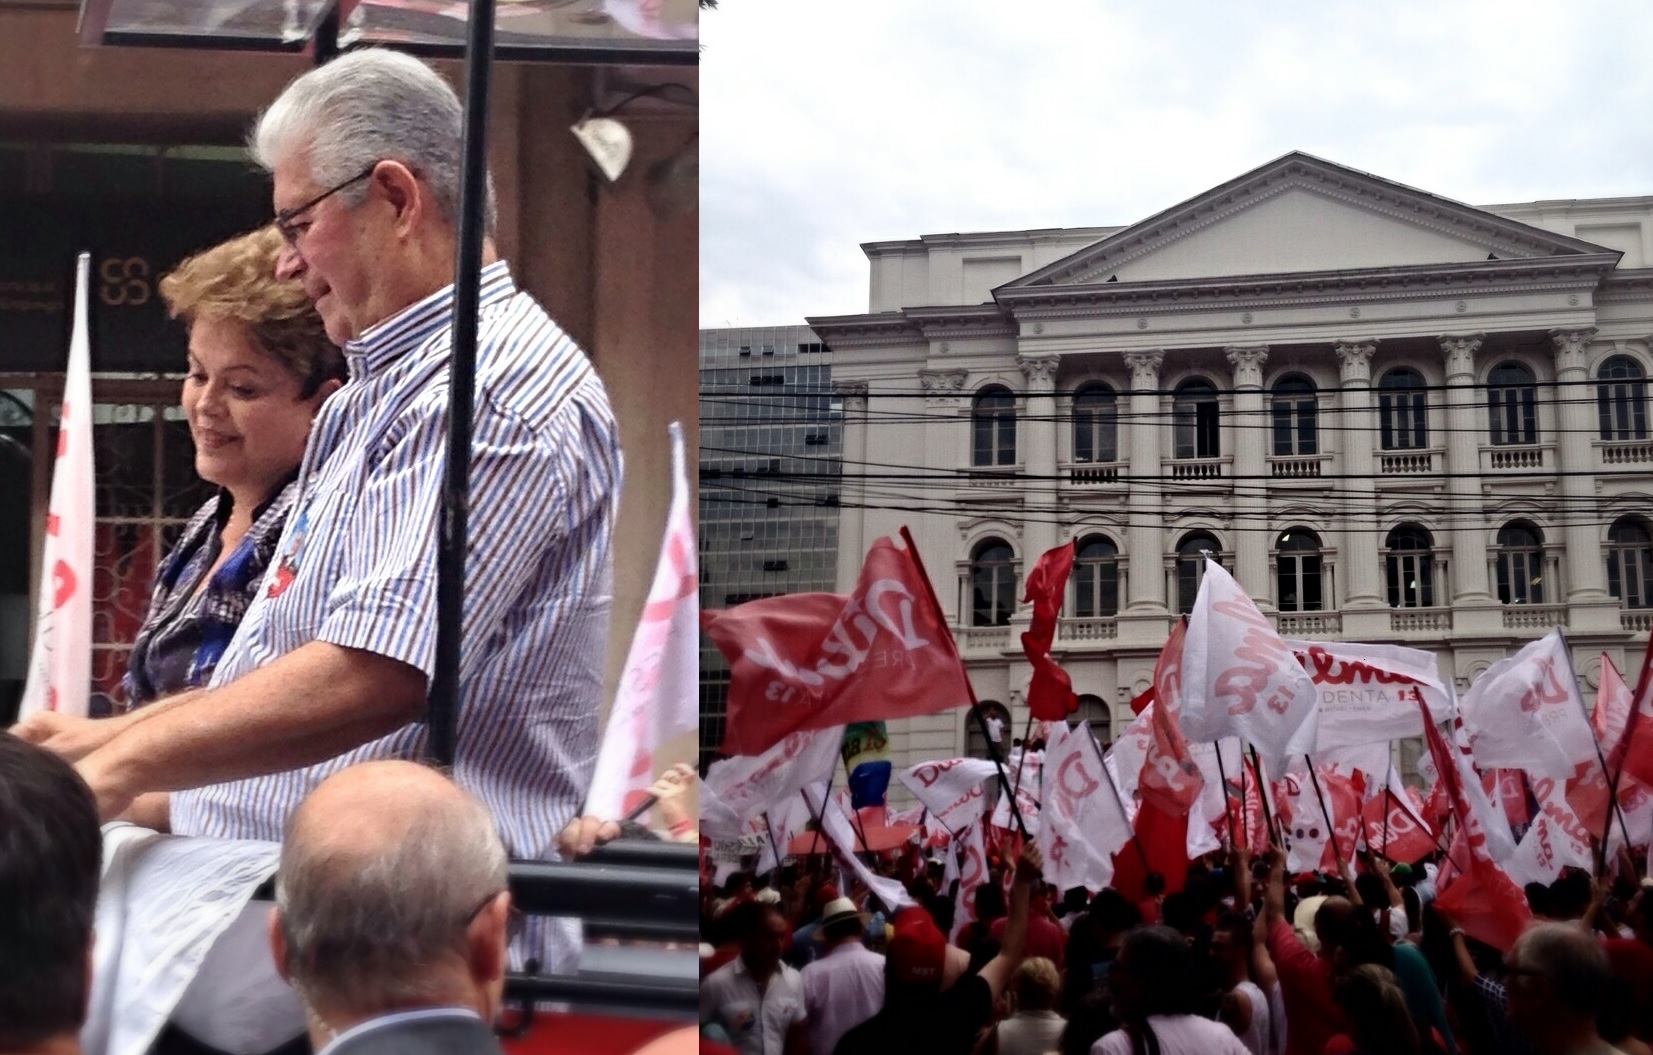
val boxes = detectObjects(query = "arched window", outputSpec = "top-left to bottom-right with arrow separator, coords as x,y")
1608,517 -> 1653,609
1385,525 -> 1435,608
972,386 -> 1017,466
1072,383 -> 1118,463
1487,362 -> 1538,445
1378,369 -> 1428,450
1271,376 -> 1318,456
1276,529 -> 1324,612
1073,693 -> 1111,745
967,700 -> 1011,760
1173,379 -> 1220,459
970,538 -> 1017,627
1495,522 -> 1544,605
1176,533 -> 1222,614
1072,534 -> 1120,618
1598,357 -> 1649,441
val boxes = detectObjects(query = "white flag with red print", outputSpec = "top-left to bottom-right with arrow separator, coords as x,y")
896,757 -> 999,834
700,725 -> 843,840
585,422 -> 699,820
1036,723 -> 1126,892
20,253 -> 94,720
1182,559 -> 1318,772
1459,629 -> 1595,780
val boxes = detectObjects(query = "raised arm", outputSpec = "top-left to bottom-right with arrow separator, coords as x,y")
977,843 -> 1043,1001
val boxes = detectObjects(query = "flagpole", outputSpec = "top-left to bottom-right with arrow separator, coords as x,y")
899,525 -> 1029,838
806,775 -> 835,858
1010,710 -> 1036,803
1213,740 -> 1237,850
841,750 -> 875,856
1303,754 -> 1349,879
1240,746 -> 1250,851
1085,724 -> 1152,874
1560,636 -> 1635,865
1380,760 -> 1394,860
763,812 -> 783,875
1248,746 -> 1282,848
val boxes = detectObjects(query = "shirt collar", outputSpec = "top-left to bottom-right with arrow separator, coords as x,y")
344,260 -> 516,379
315,1006 -> 483,1055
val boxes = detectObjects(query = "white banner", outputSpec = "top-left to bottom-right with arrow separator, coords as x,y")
949,820 -> 988,942
1036,724 -> 1124,892
991,747 -> 1041,835
1460,629 -> 1596,779
20,252 -> 94,720
896,757 -> 999,835
701,725 -> 842,840
1505,774 -> 1595,886
585,422 -> 699,819
802,782 -> 915,911
1182,560 -> 1318,773
1286,640 -> 1452,751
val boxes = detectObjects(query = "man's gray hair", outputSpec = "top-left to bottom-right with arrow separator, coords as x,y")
1513,921 -> 1614,1016
275,777 -> 509,1013
251,48 -> 496,234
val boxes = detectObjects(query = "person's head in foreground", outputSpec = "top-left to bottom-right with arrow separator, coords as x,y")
1334,963 -> 1419,1055
1011,956 -> 1060,1015
884,904 -> 970,1005
1505,922 -> 1616,1055
160,225 -> 345,507
252,47 -> 496,346
1107,925 -> 1205,1024
0,734 -> 102,1055
722,899 -> 788,980
270,760 -> 512,1047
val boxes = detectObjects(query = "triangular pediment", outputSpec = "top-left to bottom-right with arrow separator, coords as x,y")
1006,152 -> 1615,289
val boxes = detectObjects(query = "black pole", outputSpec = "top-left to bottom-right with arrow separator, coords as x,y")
1085,725 -> 1151,874
1213,741 -> 1237,850
430,0 -> 497,767
1304,755 -> 1349,878
1248,746 -> 1281,848
311,1 -> 339,65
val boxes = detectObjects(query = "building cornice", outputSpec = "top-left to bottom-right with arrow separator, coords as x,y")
903,304 -> 1017,339
1598,270 -> 1653,304
804,312 -> 924,347
993,255 -> 1621,321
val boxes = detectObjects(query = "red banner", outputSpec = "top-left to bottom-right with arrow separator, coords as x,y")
704,536 -> 972,756
1021,541 -> 1077,720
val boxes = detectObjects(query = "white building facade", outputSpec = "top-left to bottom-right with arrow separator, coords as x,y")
808,152 -> 1653,776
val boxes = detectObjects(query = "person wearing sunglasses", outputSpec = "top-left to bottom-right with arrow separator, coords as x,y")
13,47 -> 620,980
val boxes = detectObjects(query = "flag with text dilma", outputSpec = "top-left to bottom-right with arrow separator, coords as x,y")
703,534 -> 971,757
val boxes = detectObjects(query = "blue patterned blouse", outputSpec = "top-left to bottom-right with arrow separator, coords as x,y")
121,477 -> 299,708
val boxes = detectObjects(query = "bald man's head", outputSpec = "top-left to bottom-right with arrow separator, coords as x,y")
273,761 -> 509,1022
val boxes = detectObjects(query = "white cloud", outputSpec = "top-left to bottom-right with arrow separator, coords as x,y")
701,0 -> 1653,326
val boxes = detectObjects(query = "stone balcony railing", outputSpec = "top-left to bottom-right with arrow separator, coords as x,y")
1377,448 -> 1443,476
954,625 -> 1012,652
1271,610 -> 1342,636
1481,443 -> 1551,472
1057,617 -> 1119,642
1502,604 -> 1566,631
1268,453 -> 1333,479
1598,439 -> 1653,466
1169,456 -> 1229,481
1065,461 -> 1123,485
1390,607 -> 1451,633
1624,609 -> 1653,633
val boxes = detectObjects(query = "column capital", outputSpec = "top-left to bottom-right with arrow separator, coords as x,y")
1123,350 -> 1165,389
1224,345 -> 1269,389
1334,340 -> 1379,384
1016,353 -> 1062,390
832,379 -> 869,413
1550,327 -> 1599,374
918,368 -> 969,406
1439,333 -> 1485,380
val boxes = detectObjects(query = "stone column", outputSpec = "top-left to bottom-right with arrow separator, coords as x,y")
919,367 -> 969,622
1123,351 -> 1166,614
1226,345 -> 1270,605
1551,328 -> 1621,632
1335,341 -> 1386,635
1440,335 -> 1496,629
832,380 -> 869,592
1018,353 -> 1061,563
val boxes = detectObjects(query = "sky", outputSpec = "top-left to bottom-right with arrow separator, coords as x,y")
700,0 -> 1653,329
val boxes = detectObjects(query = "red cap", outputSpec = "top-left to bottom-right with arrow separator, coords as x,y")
887,906 -> 946,987
813,883 -> 840,910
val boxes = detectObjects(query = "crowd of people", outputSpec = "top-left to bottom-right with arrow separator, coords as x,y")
699,836 -> 1653,1055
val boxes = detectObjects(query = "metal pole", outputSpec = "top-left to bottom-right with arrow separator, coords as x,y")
311,1 -> 339,65
430,0 -> 497,767
1213,740 -> 1237,850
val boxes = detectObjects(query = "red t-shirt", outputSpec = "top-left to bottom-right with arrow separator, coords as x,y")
1265,918 -> 1344,1055
989,912 -> 1067,968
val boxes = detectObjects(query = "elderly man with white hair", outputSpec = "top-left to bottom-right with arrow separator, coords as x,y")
270,760 -> 511,1055
16,46 -> 620,978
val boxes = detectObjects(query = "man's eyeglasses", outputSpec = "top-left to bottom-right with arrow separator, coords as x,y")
461,889 -> 527,946
274,163 -> 378,247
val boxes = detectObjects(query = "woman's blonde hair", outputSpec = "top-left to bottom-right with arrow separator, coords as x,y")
158,226 -> 344,396
1012,956 -> 1060,1012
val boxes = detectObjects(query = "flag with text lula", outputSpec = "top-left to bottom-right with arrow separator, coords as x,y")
1181,559 -> 1318,773
1459,628 -> 1596,780
703,533 -> 971,756
1020,540 -> 1078,720
584,421 -> 698,820
19,253 -> 94,721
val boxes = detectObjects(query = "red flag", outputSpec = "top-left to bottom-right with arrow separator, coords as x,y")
1111,801 -> 1189,902
1434,852 -> 1532,952
1020,541 -> 1077,720
704,535 -> 972,756
1139,620 -> 1204,817
1362,780 -> 1436,865
1615,637 -> 1653,789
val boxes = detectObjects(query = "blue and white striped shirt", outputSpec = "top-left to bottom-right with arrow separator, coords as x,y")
171,262 -> 620,970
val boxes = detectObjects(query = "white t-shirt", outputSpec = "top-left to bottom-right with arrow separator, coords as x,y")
701,957 -> 806,1055
1092,1014 -> 1253,1055
1229,981 -> 1271,1055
